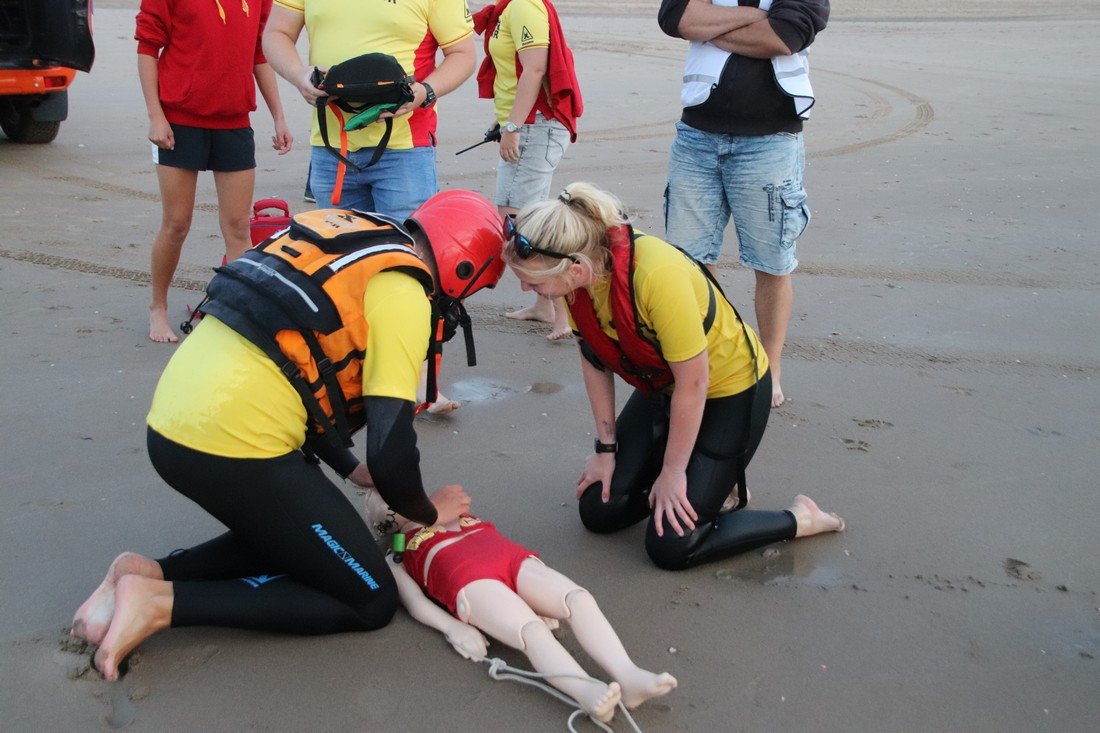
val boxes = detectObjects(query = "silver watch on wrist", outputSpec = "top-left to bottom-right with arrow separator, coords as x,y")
502,120 -> 521,133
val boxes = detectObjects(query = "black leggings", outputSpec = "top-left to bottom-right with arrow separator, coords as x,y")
147,428 -> 397,634
578,370 -> 796,570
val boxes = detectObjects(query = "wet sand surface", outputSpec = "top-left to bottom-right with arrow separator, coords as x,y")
2,1 -> 1098,730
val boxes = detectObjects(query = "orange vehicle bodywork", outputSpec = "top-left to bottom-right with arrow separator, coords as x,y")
0,66 -> 77,96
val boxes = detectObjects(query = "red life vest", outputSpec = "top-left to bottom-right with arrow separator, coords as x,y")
569,225 -> 679,395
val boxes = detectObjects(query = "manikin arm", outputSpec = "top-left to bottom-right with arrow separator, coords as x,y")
391,563 -> 488,660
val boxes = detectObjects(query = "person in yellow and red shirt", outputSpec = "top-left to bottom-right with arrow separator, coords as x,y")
263,0 -> 476,220
70,191 -> 507,681
503,182 -> 845,572
472,0 -> 582,341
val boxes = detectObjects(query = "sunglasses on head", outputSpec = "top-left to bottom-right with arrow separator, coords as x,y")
505,215 -> 577,262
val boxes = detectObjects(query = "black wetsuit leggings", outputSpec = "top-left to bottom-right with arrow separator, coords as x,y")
147,428 -> 396,634
579,370 -> 796,570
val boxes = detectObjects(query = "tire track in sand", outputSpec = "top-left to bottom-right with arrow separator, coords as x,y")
2,247 -> 1096,377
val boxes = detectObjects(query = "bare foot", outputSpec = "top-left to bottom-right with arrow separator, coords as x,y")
425,391 -> 460,416
788,495 -> 845,538
619,669 -> 678,709
720,488 -> 752,512
546,324 -> 573,341
72,552 -> 163,646
94,575 -> 174,681
576,680 -> 621,724
505,300 -> 555,324
149,306 -> 179,343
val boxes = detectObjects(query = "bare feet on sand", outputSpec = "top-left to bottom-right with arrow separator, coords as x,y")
720,488 -> 752,512
505,300 -> 555,324
425,391 -> 460,416
618,669 -> 678,709
788,494 -> 845,537
94,575 -> 173,681
149,306 -> 179,343
72,552 -> 163,646
547,314 -> 572,341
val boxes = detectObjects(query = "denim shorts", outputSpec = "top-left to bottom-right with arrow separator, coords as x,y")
664,121 -> 810,275
152,124 -> 255,172
309,144 -> 438,221
495,113 -> 571,209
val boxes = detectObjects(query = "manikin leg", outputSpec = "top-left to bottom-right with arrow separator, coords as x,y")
457,579 -> 621,723
515,560 -> 677,709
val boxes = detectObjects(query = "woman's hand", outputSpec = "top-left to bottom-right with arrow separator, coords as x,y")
272,118 -> 293,154
148,114 -> 174,150
648,467 -> 697,537
445,621 -> 488,660
577,452 -> 615,501
499,128 -> 521,163
430,484 -> 471,525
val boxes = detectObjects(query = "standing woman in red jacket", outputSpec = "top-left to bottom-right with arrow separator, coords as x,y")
137,0 -> 293,343
473,0 -> 582,340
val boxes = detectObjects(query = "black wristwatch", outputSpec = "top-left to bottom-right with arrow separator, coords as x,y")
594,438 -> 618,454
419,82 -> 437,108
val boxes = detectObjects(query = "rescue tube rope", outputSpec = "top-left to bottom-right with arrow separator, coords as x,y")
473,655 -> 644,733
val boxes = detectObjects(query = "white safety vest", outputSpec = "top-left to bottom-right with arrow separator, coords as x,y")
680,0 -> 815,118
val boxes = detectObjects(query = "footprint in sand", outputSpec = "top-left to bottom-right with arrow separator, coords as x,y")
1003,558 -> 1042,581
842,438 -> 870,452
854,418 -> 893,429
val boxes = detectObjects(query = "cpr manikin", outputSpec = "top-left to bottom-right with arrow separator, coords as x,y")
365,487 -> 676,724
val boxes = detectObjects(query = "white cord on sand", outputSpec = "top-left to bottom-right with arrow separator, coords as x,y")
474,655 -> 644,733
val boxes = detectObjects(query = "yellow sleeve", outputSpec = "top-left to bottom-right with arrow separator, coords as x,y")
508,0 -> 550,49
429,0 -> 475,48
274,0 -> 303,12
361,271 -> 432,401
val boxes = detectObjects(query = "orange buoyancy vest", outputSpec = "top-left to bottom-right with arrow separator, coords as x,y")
200,209 -> 436,449
569,225 -> 721,396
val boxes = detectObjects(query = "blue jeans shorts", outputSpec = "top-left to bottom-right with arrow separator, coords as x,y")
664,121 -> 810,275
495,113 -> 571,209
309,144 -> 438,221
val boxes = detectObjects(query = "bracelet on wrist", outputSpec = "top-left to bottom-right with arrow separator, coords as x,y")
594,438 -> 618,454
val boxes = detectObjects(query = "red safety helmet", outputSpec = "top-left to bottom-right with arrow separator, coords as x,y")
406,190 -> 505,299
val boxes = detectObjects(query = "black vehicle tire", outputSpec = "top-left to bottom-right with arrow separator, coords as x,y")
0,106 -> 61,144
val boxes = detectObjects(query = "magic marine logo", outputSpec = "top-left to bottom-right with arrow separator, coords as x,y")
312,523 -> 381,589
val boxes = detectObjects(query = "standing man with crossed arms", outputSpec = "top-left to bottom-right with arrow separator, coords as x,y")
659,0 -> 828,407
264,0 -> 477,220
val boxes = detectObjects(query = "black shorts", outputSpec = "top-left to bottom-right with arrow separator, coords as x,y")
153,124 -> 256,172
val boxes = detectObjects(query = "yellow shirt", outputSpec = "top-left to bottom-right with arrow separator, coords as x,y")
486,0 -> 550,123
569,234 -> 768,399
276,0 -> 474,151
147,271 -> 432,458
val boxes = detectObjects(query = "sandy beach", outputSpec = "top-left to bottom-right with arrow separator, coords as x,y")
1,1 -> 1098,730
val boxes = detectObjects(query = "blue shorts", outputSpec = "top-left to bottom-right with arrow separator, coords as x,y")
664,122 -> 810,275
152,124 -> 255,172
495,113 -> 571,209
309,144 -> 438,221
